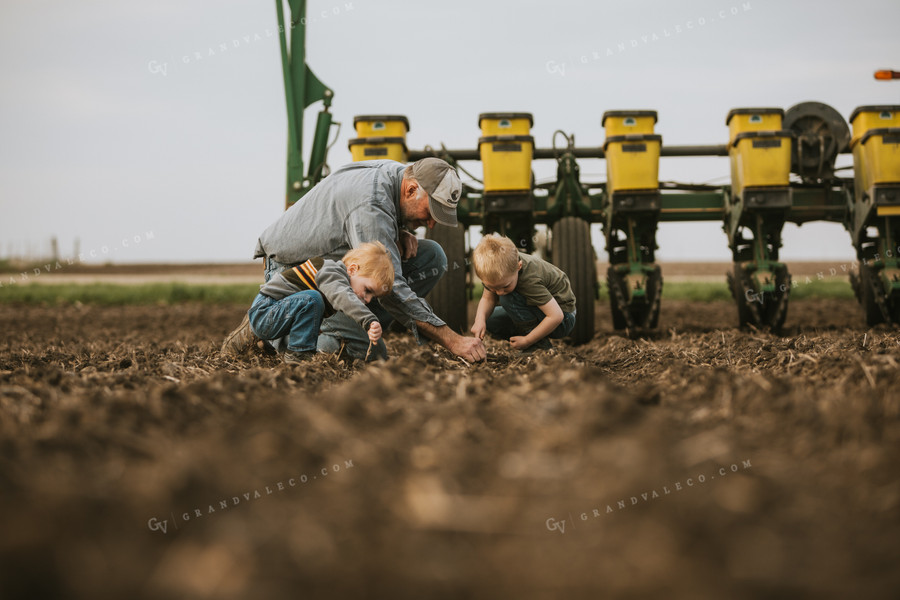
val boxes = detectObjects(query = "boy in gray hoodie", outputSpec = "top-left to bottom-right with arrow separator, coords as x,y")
247,241 -> 395,364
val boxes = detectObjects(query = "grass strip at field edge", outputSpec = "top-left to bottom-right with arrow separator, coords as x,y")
0,280 -> 855,306
0,283 -> 260,305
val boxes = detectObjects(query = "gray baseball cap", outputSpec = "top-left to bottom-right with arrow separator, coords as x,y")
411,157 -> 462,227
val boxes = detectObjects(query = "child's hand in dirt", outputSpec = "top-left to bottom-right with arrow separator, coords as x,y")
509,336 -> 532,350
471,318 -> 487,340
368,321 -> 382,343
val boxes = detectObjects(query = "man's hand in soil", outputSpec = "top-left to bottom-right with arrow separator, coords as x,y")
418,321 -> 487,362
448,334 -> 487,363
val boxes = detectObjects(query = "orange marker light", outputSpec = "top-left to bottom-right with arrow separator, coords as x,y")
875,70 -> 900,80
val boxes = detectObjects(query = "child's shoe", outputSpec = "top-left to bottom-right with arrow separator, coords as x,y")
283,350 -> 316,364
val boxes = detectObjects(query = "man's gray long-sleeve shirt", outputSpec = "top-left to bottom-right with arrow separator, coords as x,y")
253,160 -> 445,330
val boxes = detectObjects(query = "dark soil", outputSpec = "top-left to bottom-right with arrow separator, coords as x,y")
1,300 -> 898,599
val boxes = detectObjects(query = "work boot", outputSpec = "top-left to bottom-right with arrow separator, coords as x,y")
257,340 -> 277,355
283,350 -> 316,365
220,312 -> 259,357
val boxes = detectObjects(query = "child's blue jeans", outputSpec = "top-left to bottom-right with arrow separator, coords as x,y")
248,290 -> 324,353
486,291 -> 576,341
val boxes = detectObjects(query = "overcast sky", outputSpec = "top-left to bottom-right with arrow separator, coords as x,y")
2,0 -> 899,264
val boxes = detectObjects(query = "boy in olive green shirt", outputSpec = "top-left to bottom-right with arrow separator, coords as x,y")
471,234 -> 576,350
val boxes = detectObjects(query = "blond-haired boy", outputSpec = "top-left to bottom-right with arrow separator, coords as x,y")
471,234 -> 576,350
247,241 -> 394,363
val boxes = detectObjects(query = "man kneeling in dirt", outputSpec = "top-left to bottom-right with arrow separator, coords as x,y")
221,158 -> 486,363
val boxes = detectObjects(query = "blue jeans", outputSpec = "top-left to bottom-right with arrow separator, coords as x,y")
248,290 -> 324,353
486,291 -> 576,341
264,239 -> 447,360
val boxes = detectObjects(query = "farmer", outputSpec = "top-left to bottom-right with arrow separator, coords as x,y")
221,158 -> 486,363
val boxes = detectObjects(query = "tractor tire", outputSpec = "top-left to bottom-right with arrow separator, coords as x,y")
729,264 -> 753,328
552,217 -> 596,345
607,267 -> 629,330
765,264 -> 791,332
426,225 -> 468,333
645,264 -> 663,330
607,265 -> 662,332
850,270 -> 862,303
860,263 -> 886,327
730,263 -> 791,331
